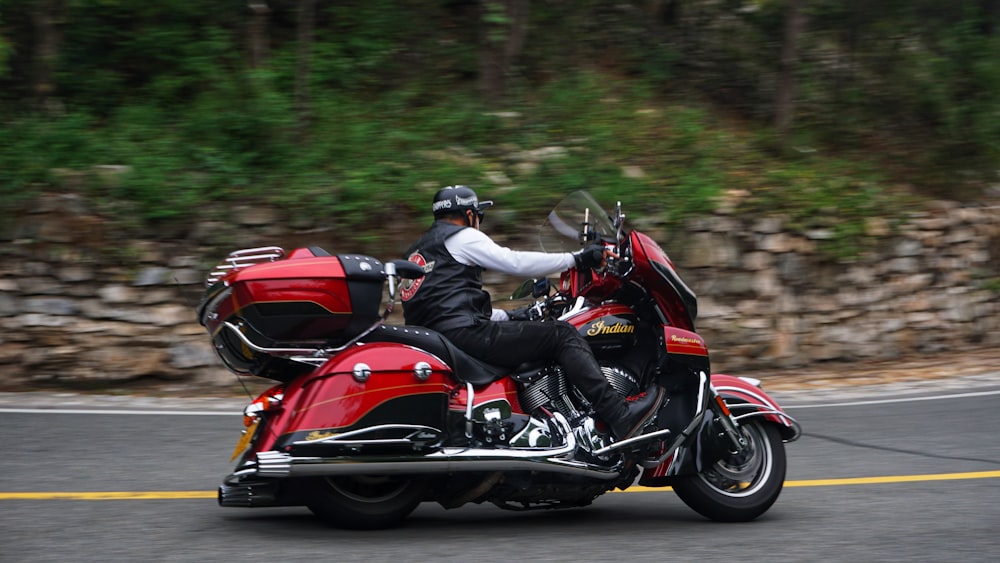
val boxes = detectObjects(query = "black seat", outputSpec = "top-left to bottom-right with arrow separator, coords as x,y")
361,325 -> 509,386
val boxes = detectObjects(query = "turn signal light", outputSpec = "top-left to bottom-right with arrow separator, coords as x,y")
243,392 -> 283,427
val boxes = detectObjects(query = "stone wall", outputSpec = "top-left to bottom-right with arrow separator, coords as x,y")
0,192 -> 997,390
668,200 -> 1000,370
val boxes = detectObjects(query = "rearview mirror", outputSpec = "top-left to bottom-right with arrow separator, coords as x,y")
511,278 -> 550,300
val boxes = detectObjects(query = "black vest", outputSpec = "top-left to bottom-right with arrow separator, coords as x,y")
401,221 -> 493,332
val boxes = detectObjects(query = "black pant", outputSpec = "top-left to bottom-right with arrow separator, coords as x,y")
441,320 -> 625,422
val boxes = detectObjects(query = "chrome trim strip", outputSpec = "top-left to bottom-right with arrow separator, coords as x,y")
291,424 -> 442,447
557,297 -> 588,321
591,428 -> 672,456
639,410 -> 713,469
221,321 -> 329,356
464,382 -> 475,438
698,371 -> 708,414
714,383 -> 798,430
730,407 -> 802,441
288,357 -> 328,367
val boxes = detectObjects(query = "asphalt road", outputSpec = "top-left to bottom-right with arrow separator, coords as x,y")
2,381 -> 1000,562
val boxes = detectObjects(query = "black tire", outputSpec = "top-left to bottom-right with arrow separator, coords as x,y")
672,420 -> 786,522
304,475 -> 429,530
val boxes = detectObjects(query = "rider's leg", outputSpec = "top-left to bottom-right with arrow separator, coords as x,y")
443,320 -> 661,440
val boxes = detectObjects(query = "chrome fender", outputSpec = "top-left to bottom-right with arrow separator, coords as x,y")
711,373 -> 801,442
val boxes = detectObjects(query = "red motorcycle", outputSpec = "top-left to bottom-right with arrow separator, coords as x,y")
198,191 -> 800,529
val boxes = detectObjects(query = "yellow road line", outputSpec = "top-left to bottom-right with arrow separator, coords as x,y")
0,491 -> 216,500
783,470 -> 1000,487
625,470 -> 1000,493
2,471 -> 999,500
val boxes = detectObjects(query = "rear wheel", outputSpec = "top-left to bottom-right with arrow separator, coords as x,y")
305,475 -> 429,529
672,420 -> 786,522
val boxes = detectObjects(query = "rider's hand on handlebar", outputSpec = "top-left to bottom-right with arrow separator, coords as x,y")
507,305 -> 533,321
574,244 -> 618,271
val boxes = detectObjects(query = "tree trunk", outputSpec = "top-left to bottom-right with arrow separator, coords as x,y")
648,0 -> 681,26
478,0 -> 530,107
775,0 -> 805,150
981,0 -> 1000,36
295,0 -> 316,136
31,0 -> 64,111
247,1 -> 271,69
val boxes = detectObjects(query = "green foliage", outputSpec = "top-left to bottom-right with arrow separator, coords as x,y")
0,112 -> 99,188
0,32 -> 9,80
54,0 -> 244,112
0,0 -> 997,257
795,1 -> 1000,170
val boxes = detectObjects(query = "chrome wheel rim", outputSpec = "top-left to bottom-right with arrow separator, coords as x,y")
697,423 -> 773,498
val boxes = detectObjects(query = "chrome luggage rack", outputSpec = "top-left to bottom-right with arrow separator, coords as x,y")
205,246 -> 286,286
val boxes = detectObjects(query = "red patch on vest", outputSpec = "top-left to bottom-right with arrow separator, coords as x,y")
400,253 -> 428,301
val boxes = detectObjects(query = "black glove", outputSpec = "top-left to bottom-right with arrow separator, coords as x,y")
574,244 -> 605,270
507,306 -> 533,321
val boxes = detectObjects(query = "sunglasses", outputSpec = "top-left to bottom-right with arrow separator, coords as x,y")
467,209 -> 485,225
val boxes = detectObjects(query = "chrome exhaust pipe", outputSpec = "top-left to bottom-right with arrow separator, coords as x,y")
249,412 -> 623,481
253,449 -> 622,481
220,451 -> 622,508
218,479 -> 280,508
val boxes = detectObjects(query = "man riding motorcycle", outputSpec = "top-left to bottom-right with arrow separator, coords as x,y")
402,185 -> 663,441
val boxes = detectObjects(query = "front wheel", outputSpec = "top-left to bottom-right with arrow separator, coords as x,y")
672,420 -> 786,522
304,475 -> 429,530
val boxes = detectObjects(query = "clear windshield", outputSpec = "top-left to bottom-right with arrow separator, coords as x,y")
537,191 -> 616,253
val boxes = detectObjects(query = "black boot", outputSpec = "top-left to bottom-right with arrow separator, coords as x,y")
554,325 -> 663,441
609,386 -> 665,441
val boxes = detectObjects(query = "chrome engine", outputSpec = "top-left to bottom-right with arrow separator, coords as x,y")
600,363 -> 642,397
516,363 -> 641,457
517,363 -> 642,420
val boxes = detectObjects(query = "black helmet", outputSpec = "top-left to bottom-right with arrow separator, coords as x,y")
431,185 -> 494,219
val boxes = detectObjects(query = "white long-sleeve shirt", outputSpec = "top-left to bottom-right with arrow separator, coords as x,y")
444,228 -> 576,321
444,228 -> 576,277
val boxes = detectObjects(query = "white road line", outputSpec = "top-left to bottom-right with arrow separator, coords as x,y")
2,388 -> 1000,415
783,389 -> 1000,409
